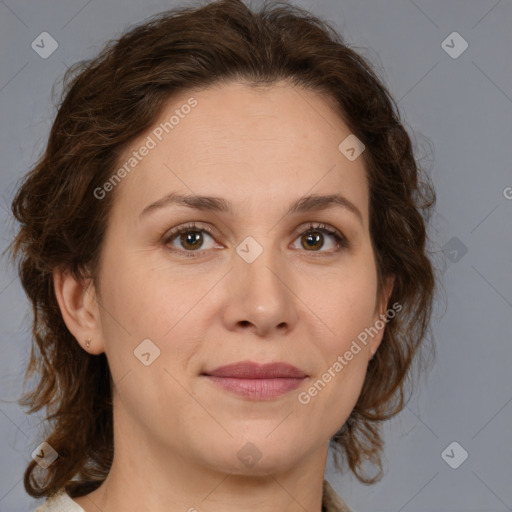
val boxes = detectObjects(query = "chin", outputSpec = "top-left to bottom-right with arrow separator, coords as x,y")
200,434 -> 310,476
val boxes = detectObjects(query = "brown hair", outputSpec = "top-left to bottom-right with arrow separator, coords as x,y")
9,0 -> 435,499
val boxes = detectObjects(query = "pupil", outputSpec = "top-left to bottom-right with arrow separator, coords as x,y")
304,232 -> 322,250
182,231 -> 202,249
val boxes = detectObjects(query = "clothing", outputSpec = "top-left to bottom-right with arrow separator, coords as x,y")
323,479 -> 354,512
35,479 -> 353,512
35,490 -> 84,512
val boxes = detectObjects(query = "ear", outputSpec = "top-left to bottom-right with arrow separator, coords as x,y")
368,274 -> 395,360
53,268 -> 105,355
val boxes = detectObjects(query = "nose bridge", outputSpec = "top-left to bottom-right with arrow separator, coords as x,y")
235,233 -> 287,300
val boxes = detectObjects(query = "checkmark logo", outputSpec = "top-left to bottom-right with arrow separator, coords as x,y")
31,32 -> 58,59
237,442 -> 262,468
442,236 -> 468,264
441,32 -> 468,59
31,441 -> 58,468
441,441 -> 468,469
133,338 -> 161,366
339,134 -> 365,161
236,236 -> 263,263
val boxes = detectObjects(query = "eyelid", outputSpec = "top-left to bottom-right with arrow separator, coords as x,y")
292,221 -> 345,241
162,221 -> 219,244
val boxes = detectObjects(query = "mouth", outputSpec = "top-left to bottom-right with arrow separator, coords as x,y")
201,361 -> 308,400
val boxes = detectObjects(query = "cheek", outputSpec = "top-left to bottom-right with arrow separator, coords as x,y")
98,249 -> 191,335
300,283 -> 376,436
308,254 -> 378,349
96,248 -> 211,386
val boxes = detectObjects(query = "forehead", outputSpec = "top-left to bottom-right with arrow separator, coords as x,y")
110,80 -> 370,225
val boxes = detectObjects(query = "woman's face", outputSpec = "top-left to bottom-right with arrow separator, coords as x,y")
92,80 -> 392,475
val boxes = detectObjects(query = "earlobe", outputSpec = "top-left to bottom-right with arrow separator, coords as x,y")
53,269 -> 104,354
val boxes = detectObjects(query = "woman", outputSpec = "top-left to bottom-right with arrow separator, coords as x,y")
10,0 -> 435,511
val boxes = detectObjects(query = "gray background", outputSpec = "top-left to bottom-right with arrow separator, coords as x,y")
1,0 -> 511,511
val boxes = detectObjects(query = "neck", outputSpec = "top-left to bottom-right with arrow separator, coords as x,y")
73,402 -> 329,512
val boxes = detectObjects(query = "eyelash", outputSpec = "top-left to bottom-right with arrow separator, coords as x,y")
162,222 -> 348,259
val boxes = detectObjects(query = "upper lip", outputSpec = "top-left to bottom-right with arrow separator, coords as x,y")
202,361 -> 308,379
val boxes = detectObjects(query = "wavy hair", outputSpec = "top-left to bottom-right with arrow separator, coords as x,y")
9,0 -> 436,498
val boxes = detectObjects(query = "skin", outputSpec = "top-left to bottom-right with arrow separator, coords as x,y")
54,80 -> 393,512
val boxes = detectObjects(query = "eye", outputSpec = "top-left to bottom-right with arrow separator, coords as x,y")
162,222 -> 219,257
290,222 -> 348,255
162,221 -> 348,258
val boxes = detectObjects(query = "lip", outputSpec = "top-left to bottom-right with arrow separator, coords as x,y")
201,361 -> 308,400
204,361 -> 307,379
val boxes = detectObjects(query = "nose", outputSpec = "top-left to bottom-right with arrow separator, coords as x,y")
221,243 -> 298,338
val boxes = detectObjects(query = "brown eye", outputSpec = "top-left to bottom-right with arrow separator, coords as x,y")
178,230 -> 204,250
301,231 -> 324,251
163,222 -> 218,257
292,223 -> 347,254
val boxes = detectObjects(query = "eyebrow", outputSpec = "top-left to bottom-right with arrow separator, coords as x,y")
139,192 -> 363,224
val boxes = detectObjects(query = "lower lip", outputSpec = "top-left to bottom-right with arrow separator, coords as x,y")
204,376 -> 306,399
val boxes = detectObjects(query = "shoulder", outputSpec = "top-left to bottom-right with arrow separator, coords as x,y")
323,479 -> 356,512
34,490 -> 85,512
